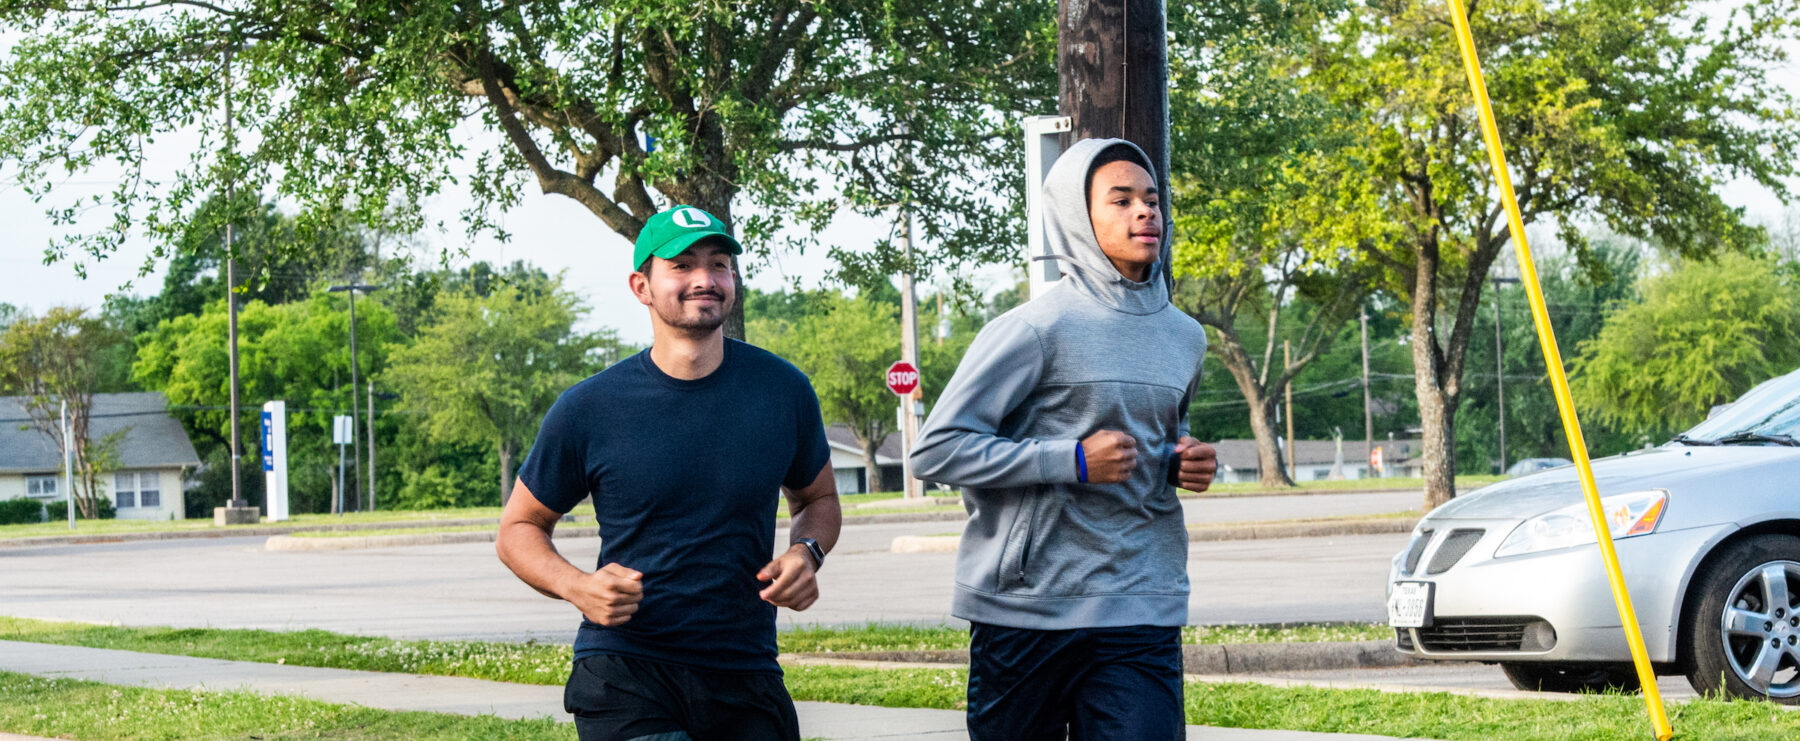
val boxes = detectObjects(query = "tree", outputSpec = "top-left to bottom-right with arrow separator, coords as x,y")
1167,0 -> 1380,486
750,290 -> 970,490
105,199 -> 379,337
1309,0 -> 1799,507
1573,251 -> 1800,441
0,0 -> 1055,339
385,276 -> 607,504
0,308 -> 130,518
751,293 -> 898,486
133,293 -> 401,515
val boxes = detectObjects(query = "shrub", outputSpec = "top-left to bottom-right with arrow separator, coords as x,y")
389,466 -> 463,510
0,498 -> 45,525
40,497 -> 116,520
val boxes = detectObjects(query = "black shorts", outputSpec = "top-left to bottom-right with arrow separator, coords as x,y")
564,653 -> 800,741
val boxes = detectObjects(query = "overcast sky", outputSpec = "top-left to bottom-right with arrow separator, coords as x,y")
3,3 -> 1794,346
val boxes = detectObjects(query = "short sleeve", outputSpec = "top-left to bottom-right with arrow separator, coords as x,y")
517,391 -> 591,514
783,378 -> 831,490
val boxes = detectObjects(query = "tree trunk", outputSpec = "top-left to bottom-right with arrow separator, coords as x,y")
498,438 -> 515,506
1206,324 -> 1294,487
1408,235 -> 1459,510
683,182 -> 747,341
861,440 -> 880,495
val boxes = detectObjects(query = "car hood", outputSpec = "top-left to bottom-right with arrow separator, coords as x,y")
1427,445 -> 1800,520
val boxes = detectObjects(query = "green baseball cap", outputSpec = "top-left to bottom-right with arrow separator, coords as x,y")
632,205 -> 743,270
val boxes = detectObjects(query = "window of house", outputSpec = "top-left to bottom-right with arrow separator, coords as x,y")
26,475 -> 58,497
114,472 -> 136,508
113,471 -> 162,509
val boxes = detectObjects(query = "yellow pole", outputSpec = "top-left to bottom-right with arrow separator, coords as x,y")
1444,2 -> 1672,739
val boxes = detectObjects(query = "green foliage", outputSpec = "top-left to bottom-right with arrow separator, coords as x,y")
385,274 -> 610,503
388,466 -> 471,512
39,498 -> 115,521
1573,251 -> 1800,441
0,0 -> 1053,307
751,289 -> 972,480
0,499 -> 45,526
132,294 -> 401,515
1298,0 -> 1800,500
103,199 -> 381,338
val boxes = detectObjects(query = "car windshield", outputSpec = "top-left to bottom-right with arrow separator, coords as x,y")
1680,368 -> 1800,443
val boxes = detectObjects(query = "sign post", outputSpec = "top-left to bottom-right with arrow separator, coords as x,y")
262,401 -> 289,522
887,361 -> 923,498
332,414 -> 353,516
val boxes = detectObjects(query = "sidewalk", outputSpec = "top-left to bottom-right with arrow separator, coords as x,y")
0,641 -> 1438,740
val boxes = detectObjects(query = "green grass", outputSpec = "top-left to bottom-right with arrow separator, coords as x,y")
0,671 -> 573,740
1191,474 -> 1505,497
778,622 -> 1393,652
6,618 -> 1796,739
1188,510 -> 1421,529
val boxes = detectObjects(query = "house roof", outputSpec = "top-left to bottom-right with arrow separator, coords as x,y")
0,392 -> 202,474
1211,437 -> 1424,472
825,424 -> 902,465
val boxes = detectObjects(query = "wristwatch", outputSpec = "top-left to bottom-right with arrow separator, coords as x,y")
795,537 -> 825,570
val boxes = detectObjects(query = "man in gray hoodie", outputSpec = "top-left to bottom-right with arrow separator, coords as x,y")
911,138 -> 1217,739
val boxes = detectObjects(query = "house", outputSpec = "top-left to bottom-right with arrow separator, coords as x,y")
1210,437 -> 1426,483
0,392 -> 201,520
824,425 -> 906,495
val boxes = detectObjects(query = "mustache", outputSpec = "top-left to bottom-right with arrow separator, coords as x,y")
681,289 -> 726,301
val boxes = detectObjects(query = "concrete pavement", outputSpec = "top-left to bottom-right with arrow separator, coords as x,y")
0,641 -> 1439,740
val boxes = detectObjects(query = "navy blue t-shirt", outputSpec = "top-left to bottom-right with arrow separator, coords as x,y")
517,339 -> 830,673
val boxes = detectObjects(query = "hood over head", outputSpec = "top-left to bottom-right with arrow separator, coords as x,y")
1036,137 -> 1172,315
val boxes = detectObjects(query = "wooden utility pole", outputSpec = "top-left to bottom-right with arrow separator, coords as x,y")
1284,340 -> 1295,481
1058,0 -> 1169,229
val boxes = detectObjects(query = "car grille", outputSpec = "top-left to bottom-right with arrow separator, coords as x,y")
1394,628 -> 1415,651
1426,529 -> 1486,574
1416,616 -> 1535,652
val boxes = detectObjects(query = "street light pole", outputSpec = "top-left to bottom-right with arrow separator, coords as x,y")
1492,277 -> 1520,474
328,282 -> 379,510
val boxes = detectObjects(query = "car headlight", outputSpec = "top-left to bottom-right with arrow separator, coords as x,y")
1493,489 -> 1668,558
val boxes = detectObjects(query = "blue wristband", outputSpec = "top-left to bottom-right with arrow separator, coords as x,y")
1075,442 -> 1088,483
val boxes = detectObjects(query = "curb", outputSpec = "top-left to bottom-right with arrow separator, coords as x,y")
0,517 -> 522,549
891,518 -> 1419,552
264,527 -> 599,551
1187,518 -> 1418,542
784,639 -> 1413,675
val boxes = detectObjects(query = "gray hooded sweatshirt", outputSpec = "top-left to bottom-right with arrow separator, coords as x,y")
910,138 -> 1208,630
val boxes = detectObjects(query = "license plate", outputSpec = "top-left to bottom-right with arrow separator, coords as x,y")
1388,581 -> 1433,628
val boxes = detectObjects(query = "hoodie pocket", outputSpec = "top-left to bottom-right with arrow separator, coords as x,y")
996,490 -> 1048,591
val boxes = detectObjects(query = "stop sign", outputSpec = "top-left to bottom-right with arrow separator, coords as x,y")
886,361 -> 920,396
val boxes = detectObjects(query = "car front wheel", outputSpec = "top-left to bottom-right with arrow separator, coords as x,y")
1684,535 -> 1800,704
1500,662 -> 1640,694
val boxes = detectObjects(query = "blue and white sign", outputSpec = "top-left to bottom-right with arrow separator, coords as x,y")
262,401 -> 289,521
261,411 -> 274,472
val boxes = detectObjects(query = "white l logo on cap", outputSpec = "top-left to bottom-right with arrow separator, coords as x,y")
672,207 -> 711,228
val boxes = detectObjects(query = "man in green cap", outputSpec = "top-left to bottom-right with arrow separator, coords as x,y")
497,204 -> 842,741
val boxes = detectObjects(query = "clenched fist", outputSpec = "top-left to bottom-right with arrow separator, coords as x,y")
1171,437 -> 1218,492
1080,430 -> 1138,483
564,562 -> 644,626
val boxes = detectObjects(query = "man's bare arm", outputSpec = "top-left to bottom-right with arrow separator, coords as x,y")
496,478 -> 644,626
757,463 -> 841,609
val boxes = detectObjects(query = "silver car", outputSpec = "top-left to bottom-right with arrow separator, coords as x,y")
1388,367 -> 1800,702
